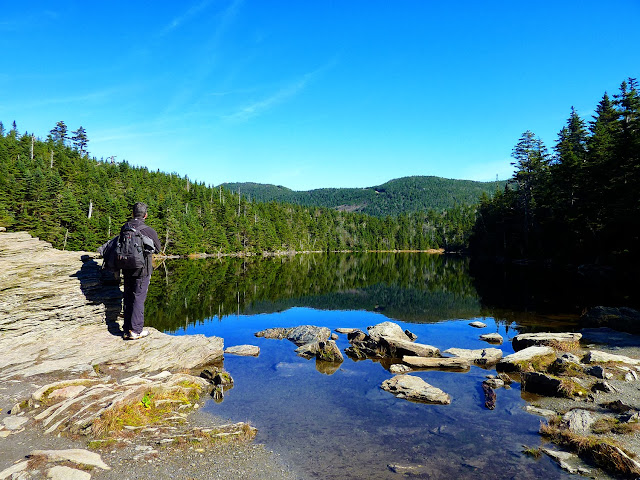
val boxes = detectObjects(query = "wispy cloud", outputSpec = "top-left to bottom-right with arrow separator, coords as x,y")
160,0 -> 244,117
159,0 -> 217,36
224,61 -> 335,122
6,87 -> 125,111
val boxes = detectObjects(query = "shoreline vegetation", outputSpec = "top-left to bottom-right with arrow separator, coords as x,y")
181,247 -> 445,259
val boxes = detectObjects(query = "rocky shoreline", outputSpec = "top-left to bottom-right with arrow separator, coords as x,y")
0,232 -> 297,480
256,312 -> 640,478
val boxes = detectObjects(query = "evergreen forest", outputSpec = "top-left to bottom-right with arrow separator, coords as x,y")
0,121 -> 475,254
471,78 -> 640,270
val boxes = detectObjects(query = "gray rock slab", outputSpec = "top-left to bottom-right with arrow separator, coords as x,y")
583,350 -> 640,366
512,332 -> 582,352
443,347 -> 502,365
541,448 -> 591,475
335,328 -> 359,334
3,415 -> 28,430
524,405 -> 557,417
49,385 -> 87,400
255,325 -> 330,346
380,374 -> 451,404
403,355 -> 470,369
225,345 -> 260,356
0,233 -> 224,381
367,321 -> 412,342
380,336 -> 440,358
47,465 -> 92,480
562,409 -> 596,434
0,460 -> 29,480
30,449 -> 110,470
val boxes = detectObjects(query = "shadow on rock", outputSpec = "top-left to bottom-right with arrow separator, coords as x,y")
75,256 -> 123,337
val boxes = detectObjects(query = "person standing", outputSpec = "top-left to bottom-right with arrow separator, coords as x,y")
121,202 -> 161,340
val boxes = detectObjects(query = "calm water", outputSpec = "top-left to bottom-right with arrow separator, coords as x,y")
145,253 -> 590,479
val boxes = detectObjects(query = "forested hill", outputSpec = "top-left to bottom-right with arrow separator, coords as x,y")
221,176 -> 505,217
0,121 -> 477,255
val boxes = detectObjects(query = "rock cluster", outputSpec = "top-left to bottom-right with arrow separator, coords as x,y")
255,325 -> 343,364
504,331 -> 640,478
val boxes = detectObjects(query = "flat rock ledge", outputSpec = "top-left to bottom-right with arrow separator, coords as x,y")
381,374 -> 451,404
0,232 -> 224,380
443,347 -> 503,366
512,332 -> 582,352
225,345 -> 260,357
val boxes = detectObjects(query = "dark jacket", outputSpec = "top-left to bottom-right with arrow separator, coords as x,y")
98,218 -> 162,277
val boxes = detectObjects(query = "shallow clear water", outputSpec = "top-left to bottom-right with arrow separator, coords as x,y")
146,254 -> 580,479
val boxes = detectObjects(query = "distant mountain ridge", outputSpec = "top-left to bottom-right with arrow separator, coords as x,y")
220,176 -> 505,217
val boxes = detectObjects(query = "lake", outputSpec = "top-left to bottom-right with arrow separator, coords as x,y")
145,253 -> 604,479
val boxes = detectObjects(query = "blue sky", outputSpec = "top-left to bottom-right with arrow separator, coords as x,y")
2,1 -> 638,190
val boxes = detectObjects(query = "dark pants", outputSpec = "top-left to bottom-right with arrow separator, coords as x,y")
123,274 -> 151,335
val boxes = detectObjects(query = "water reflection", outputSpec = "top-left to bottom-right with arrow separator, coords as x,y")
144,253 -> 586,480
146,253 -> 482,332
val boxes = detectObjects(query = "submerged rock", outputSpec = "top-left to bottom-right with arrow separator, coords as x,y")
381,374 -> 451,404
512,332 -> 582,352
541,448 -> 591,476
469,321 -> 487,328
224,345 -> 260,357
482,382 -> 497,410
479,333 -> 503,344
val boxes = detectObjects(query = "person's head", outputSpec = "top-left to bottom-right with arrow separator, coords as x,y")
133,202 -> 148,219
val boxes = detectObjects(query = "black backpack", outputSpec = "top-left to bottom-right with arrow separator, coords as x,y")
114,225 -> 146,270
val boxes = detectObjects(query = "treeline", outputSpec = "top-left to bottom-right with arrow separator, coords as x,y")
223,175 -> 505,217
0,123 -> 477,254
471,78 -> 640,268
